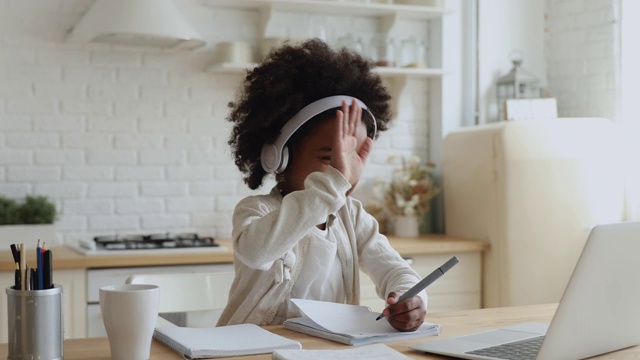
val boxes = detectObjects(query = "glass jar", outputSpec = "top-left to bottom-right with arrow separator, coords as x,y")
337,34 -> 365,55
399,36 -> 417,68
337,33 -> 355,51
369,36 -> 395,67
399,37 -> 429,68
416,40 -> 428,68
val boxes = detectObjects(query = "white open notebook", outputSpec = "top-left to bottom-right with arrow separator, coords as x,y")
283,298 -> 441,346
154,323 -> 301,359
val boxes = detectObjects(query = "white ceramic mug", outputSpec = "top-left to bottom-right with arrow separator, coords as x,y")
100,284 -> 160,360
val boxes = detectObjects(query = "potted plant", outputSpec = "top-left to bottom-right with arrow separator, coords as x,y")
0,195 -> 57,247
373,155 -> 440,237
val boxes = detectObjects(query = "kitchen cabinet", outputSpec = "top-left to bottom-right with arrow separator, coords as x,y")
203,0 -> 451,117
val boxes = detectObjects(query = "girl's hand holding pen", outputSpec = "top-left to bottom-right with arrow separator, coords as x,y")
380,291 -> 426,332
376,256 -> 458,331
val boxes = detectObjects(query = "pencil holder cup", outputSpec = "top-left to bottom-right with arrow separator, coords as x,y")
6,285 -> 64,360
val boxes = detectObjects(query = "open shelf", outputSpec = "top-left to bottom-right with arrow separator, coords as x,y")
206,62 -> 256,74
375,66 -> 449,78
202,0 -> 452,20
200,0 -> 453,147
206,62 -> 449,79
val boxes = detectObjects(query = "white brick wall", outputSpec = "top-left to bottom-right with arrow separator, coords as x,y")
545,0 -> 640,220
0,0 -> 431,243
116,199 -> 165,214
545,0 -> 619,120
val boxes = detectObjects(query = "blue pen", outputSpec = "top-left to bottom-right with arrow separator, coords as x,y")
43,250 -> 53,289
36,240 -> 43,290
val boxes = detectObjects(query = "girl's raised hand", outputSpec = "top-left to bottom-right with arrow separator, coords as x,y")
331,99 -> 373,190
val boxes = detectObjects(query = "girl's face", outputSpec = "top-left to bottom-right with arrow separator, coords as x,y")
280,117 -> 368,196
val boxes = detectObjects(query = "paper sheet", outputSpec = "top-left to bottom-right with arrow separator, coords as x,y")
291,298 -> 431,337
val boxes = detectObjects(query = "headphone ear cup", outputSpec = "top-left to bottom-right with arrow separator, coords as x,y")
276,145 -> 289,174
260,143 -> 281,173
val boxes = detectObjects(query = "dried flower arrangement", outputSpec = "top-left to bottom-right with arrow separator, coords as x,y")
374,155 -> 440,220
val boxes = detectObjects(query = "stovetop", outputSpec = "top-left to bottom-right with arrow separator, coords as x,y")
72,233 -> 227,255
92,233 -> 219,250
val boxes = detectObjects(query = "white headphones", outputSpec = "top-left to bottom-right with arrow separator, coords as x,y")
260,95 -> 377,174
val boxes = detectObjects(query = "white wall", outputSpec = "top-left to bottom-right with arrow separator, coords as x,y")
478,0 -> 640,221
545,0 -> 619,121
0,0 -> 466,243
477,0 -> 546,124
544,0 -> 640,220
477,0 -> 620,122
620,0 -> 640,220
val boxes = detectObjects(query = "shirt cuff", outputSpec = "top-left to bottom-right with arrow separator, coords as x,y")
326,166 -> 352,191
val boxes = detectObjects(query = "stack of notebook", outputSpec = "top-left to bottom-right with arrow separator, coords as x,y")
154,323 -> 301,359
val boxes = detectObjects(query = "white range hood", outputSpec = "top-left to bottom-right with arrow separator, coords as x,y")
67,0 -> 206,50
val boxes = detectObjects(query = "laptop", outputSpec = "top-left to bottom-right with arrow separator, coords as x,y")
411,221 -> 640,360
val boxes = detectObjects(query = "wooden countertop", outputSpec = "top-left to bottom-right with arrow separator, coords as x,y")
0,235 -> 488,271
387,234 -> 489,255
12,303 -> 630,360
16,303 -> 638,359
0,241 -> 235,272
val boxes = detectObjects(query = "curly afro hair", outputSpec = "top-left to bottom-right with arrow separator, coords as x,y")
227,38 -> 392,190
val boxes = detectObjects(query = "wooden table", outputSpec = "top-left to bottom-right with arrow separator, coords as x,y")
1,304 -> 638,359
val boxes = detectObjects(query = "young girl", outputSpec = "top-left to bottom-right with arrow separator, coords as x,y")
217,39 -> 427,332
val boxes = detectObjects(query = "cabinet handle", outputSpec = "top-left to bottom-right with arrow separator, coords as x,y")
403,257 -> 414,266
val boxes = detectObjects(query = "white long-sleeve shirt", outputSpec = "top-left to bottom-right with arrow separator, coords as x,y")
217,167 -> 426,326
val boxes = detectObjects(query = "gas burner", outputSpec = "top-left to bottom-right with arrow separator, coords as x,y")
92,233 -> 219,251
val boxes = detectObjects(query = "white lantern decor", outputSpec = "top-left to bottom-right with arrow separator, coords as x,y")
496,54 -> 541,121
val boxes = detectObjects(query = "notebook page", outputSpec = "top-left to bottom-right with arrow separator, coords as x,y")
291,298 -> 423,337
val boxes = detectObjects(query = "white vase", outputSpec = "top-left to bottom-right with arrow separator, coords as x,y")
393,215 -> 420,237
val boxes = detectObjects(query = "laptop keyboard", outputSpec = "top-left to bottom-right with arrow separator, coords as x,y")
465,335 -> 545,360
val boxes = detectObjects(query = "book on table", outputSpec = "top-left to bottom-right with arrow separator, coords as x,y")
153,323 -> 301,359
283,298 -> 441,346
272,343 -> 413,360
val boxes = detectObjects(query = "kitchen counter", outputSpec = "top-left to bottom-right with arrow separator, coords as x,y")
387,234 -> 489,255
0,241 -> 234,271
0,235 -> 488,271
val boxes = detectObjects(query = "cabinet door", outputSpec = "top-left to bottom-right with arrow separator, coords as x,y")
409,253 -> 481,312
359,269 -> 386,313
358,252 -> 482,314
0,272 -> 13,342
0,269 -> 86,342
56,269 -> 87,339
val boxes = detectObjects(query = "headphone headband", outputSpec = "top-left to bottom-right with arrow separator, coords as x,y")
260,95 -> 376,174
